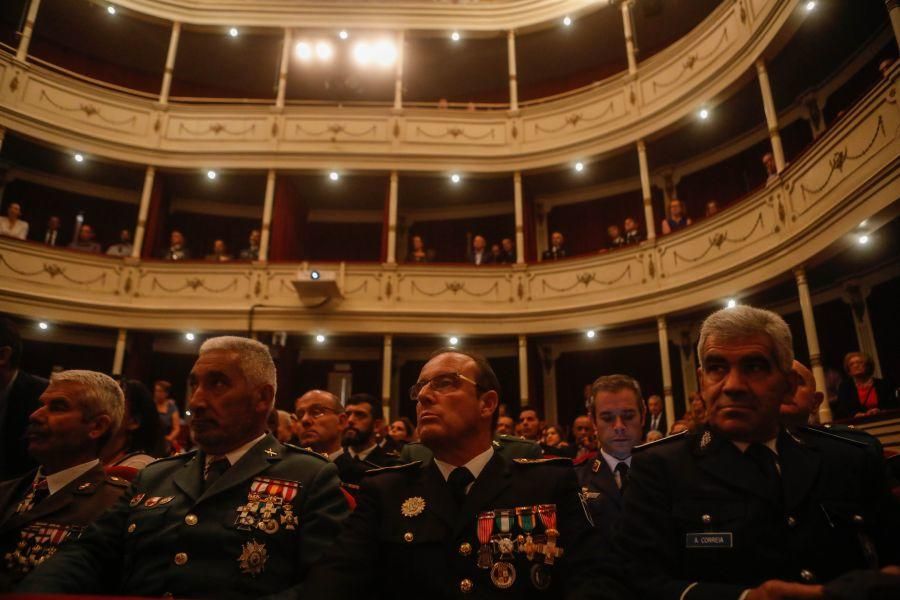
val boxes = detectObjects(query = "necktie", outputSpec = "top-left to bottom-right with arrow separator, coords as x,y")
614,462 -> 630,492
745,443 -> 782,503
447,467 -> 475,505
17,477 -> 49,513
203,457 -> 230,490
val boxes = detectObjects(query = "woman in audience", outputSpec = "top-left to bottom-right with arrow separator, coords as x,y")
407,235 -> 434,263
686,393 -> 708,432
102,379 -> 166,469
661,199 -> 692,234
388,417 -> 416,448
153,380 -> 182,452
834,351 -> 898,419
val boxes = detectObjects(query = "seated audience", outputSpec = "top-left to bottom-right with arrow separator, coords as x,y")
623,217 -> 643,245
206,239 -> 232,262
387,417 -> 416,449
668,420 -> 689,435
239,229 -> 261,260
407,234 -> 433,263
68,224 -> 101,253
763,152 -> 779,183
643,394 -> 667,440
834,351 -> 898,419
705,200 -> 719,217
0,202 -> 28,240
161,230 -> 190,261
341,393 -> 401,467
467,234 -> 492,265
495,414 -> 515,436
606,224 -> 625,249
645,430 -> 663,442
152,380 -> 180,452
269,409 -> 294,444
295,389 -> 351,461
105,229 -> 133,257
101,378 -> 165,469
500,237 -> 516,263
572,414 -> 598,459
685,393 -> 708,432
0,370 -> 127,589
489,243 -> 504,263
541,424 -> 575,457
39,216 -> 63,247
781,361 -> 824,428
517,405 -> 543,442
542,230 -> 567,260
661,199 -> 692,235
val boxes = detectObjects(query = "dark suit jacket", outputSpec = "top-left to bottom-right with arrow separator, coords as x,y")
574,455 -> 623,546
0,463 -> 128,589
833,378 -> 898,419
18,435 -> 349,598
643,412 -> 668,439
613,427 -> 900,600
1,371 -> 48,480
301,453 -> 622,599
541,247 -> 567,261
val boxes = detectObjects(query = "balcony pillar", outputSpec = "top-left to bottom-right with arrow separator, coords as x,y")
535,203 -> 548,259
513,171 -> 525,264
756,59 -> 786,173
259,169 -> 276,262
507,30 -> 519,112
621,0 -> 638,76
518,335 -> 529,407
679,329 -> 698,408
131,166 -> 156,259
112,329 -> 127,376
382,334 -> 393,422
275,28 -> 292,109
386,171 -> 399,264
637,140 -> 656,240
159,21 -> 181,105
794,266 -> 832,423
842,284 -> 882,378
15,0 -> 41,62
887,0 -> 900,50
539,345 -> 558,427
394,30 -> 405,111
657,316 -> 677,431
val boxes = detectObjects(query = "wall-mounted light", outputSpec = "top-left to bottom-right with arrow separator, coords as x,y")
586,330 -> 596,339
228,27 -> 239,38
185,332 -> 196,341
206,170 -> 217,180
315,334 -> 326,344
451,31 -> 461,42
574,162 -> 584,172
449,336 -> 459,346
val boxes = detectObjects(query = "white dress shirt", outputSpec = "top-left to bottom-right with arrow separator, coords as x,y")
39,459 -> 100,495
0,218 -> 28,240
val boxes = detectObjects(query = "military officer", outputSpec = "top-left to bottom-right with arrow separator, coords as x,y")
575,374 -> 645,545
613,305 -> 900,600
339,393 -> 401,468
301,348 -> 621,599
18,336 -> 349,598
1,370 -> 127,589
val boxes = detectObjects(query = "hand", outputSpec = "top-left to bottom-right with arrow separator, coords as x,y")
865,408 -> 881,416
745,580 -> 824,600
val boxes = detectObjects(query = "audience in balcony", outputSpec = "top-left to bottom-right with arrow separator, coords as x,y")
542,230 -> 567,260
153,379 -> 182,452
705,200 -> 719,217
68,224 -> 101,253
606,224 -> 625,250
499,237 -> 516,263
489,243 -> 504,263
763,152 -> 779,184
206,239 -> 232,262
467,234 -> 492,265
239,229 -> 261,260
0,202 -> 28,240
106,229 -> 133,257
660,199 -> 692,235
39,216 -> 63,247
833,351 -> 898,419
407,234 -> 435,263
162,230 -> 190,261
623,217 -> 643,245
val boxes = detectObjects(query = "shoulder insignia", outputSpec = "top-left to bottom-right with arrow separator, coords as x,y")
633,430 -> 688,452
105,475 -> 130,488
76,482 -> 94,493
797,426 -> 869,448
282,443 -> 330,461
147,450 -> 198,466
496,435 -> 539,446
512,457 -> 571,465
364,461 -> 422,476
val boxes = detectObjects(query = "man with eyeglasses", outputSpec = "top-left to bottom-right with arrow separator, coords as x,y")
301,347 -> 620,599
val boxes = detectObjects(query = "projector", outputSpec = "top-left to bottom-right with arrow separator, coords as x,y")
291,269 -> 343,304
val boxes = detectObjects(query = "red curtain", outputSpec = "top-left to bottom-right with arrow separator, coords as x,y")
269,177 -> 307,261
141,175 -> 167,258
546,190 -> 643,257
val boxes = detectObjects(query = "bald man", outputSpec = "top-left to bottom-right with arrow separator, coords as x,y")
295,390 -> 371,488
781,361 -> 824,427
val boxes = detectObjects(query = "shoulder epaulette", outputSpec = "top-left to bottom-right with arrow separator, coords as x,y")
797,426 -> 869,448
633,430 -> 688,452
512,457 -> 571,465
495,435 -> 539,447
282,443 -> 330,461
147,450 -> 198,465
364,461 -> 422,476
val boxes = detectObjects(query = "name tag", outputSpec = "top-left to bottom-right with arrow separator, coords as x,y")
686,532 -> 733,548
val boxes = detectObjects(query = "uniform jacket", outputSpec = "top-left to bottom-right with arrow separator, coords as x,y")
0,371 -> 48,480
301,452 -> 622,600
574,454 -> 623,545
0,463 -> 128,589
613,427 -> 900,600
399,436 -> 543,464
18,434 -> 349,599
334,445 -> 401,486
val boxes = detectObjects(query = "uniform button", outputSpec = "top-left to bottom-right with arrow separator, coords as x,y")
786,516 -> 797,528
701,514 -> 712,525
800,569 -> 815,582
459,578 -> 474,593
459,542 -> 472,556
403,532 -> 414,543
185,514 -> 198,526
174,552 -> 189,566
852,514 -> 864,524
127,523 -> 136,533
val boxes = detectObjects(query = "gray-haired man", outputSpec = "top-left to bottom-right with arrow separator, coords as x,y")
19,336 -> 349,597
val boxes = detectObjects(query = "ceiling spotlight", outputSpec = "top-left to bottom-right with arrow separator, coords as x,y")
339,30 -> 349,40
586,330 -> 596,339
563,16 -> 572,27
228,27 -> 239,38
295,41 -> 313,61
859,220 -> 868,227
206,170 -> 217,180
451,31 -> 461,42
185,410 -> 192,417
805,1 -> 816,11
699,108 -> 710,120
353,42 -> 371,66
726,299 -> 737,308
328,171 -> 340,182
315,334 -> 326,344
107,5 -> 116,15
73,153 -> 84,163
310,270 -> 321,280
450,173 -> 461,184
449,336 -> 459,346
857,234 -> 870,245
373,39 -> 397,67
185,332 -> 196,341
315,41 -> 334,61
574,161 -> 584,172
38,322 -> 49,330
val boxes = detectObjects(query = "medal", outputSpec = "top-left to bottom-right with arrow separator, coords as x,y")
476,511 -> 494,569
237,540 -> 268,576
530,563 -> 552,590
143,497 -> 161,508
280,503 -> 299,530
401,497 -> 426,518
537,504 -> 563,565
129,493 -> 146,507
516,505 -> 537,560
257,501 -> 280,534
494,509 -> 516,564
490,560 -> 516,589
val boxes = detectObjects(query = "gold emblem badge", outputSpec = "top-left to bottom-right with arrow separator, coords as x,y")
237,540 -> 268,576
159,496 -> 175,505
400,496 -> 426,518
264,448 -> 278,457
700,430 -> 712,450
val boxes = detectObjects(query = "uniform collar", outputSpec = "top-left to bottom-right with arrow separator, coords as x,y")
599,448 -> 631,472
731,437 -> 778,456
40,459 -> 100,495
433,446 -> 495,482
207,433 -> 267,468
347,443 -> 377,461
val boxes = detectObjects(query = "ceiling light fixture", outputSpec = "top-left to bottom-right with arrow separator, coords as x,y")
586,330 -> 596,339
315,334 -> 326,344
329,171 -> 340,181
206,170 -> 217,180
229,27 -> 239,38
295,41 -> 313,61
574,161 -> 584,172
73,153 -> 84,163
38,322 -> 49,330
859,220 -> 868,227
450,173 -> 461,184
699,108 -> 710,120
451,31 -> 461,42
310,270 -> 321,280
352,42 -> 371,66
107,5 -> 116,15
449,336 -> 459,346
857,234 -> 870,245
373,39 -> 397,67
315,41 -> 334,61
563,16 -> 573,27
805,1 -> 816,11
185,332 -> 196,341
726,299 -> 737,308
339,30 -> 349,40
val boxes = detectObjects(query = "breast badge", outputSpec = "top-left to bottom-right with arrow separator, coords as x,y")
237,540 -> 268,576
234,477 -> 301,533
400,496 -> 426,518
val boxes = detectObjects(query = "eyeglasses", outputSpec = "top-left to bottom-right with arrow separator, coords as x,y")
295,406 -> 340,420
409,372 -> 481,401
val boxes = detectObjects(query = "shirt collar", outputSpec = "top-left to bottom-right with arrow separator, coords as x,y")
348,443 -> 377,461
433,446 -> 495,482
208,433 -> 267,468
600,448 -> 632,472
327,448 -> 345,462
39,459 -> 99,495
731,437 -> 778,455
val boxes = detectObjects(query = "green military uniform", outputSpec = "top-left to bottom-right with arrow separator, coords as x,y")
18,434 -> 349,598
0,463 -> 127,590
613,427 -> 900,600
400,435 -> 543,464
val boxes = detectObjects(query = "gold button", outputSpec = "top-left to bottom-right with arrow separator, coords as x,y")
460,578 -> 474,593
459,542 -> 472,556
403,532 -> 414,543
701,514 -> 712,525
852,514 -> 864,524
127,523 -> 136,533
185,514 -> 198,526
174,552 -> 188,566
800,569 -> 814,582
786,516 -> 797,527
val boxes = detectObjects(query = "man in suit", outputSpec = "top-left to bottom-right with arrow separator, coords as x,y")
541,231 -> 567,261
39,216 -> 63,247
295,389 -> 370,488
19,336 -> 349,597
1,370 -> 128,589
643,394 -> 667,440
613,305 -> 900,600
0,318 -> 48,480
575,374 -> 645,545
337,393 -> 400,473
467,235 -> 493,266
301,348 -> 619,599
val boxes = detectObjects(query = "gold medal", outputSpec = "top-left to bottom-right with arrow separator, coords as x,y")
400,496 -> 426,518
490,561 -> 516,589
237,540 -> 267,576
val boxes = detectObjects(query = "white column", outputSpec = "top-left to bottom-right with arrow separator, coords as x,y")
679,330 -> 698,404
657,316 -> 677,430
794,267 -> 832,423
518,335 -> 529,407
621,0 -> 638,76
540,345 -> 558,427
386,171 -> 399,264
393,30 -> 405,111
15,0 -> 41,62
112,329 -> 127,376
259,169 -> 276,262
131,166 -> 156,259
275,28 -> 292,109
756,59 -> 786,173
159,22 -> 181,105
887,0 -> 900,50
844,285 -> 882,378
637,140 -> 656,240
513,171 -> 525,264
507,30 -> 519,112
382,334 -> 393,423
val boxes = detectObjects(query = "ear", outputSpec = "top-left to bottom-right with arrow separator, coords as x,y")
88,414 -> 113,441
255,384 -> 275,414
479,390 -> 499,421
337,413 -> 349,429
